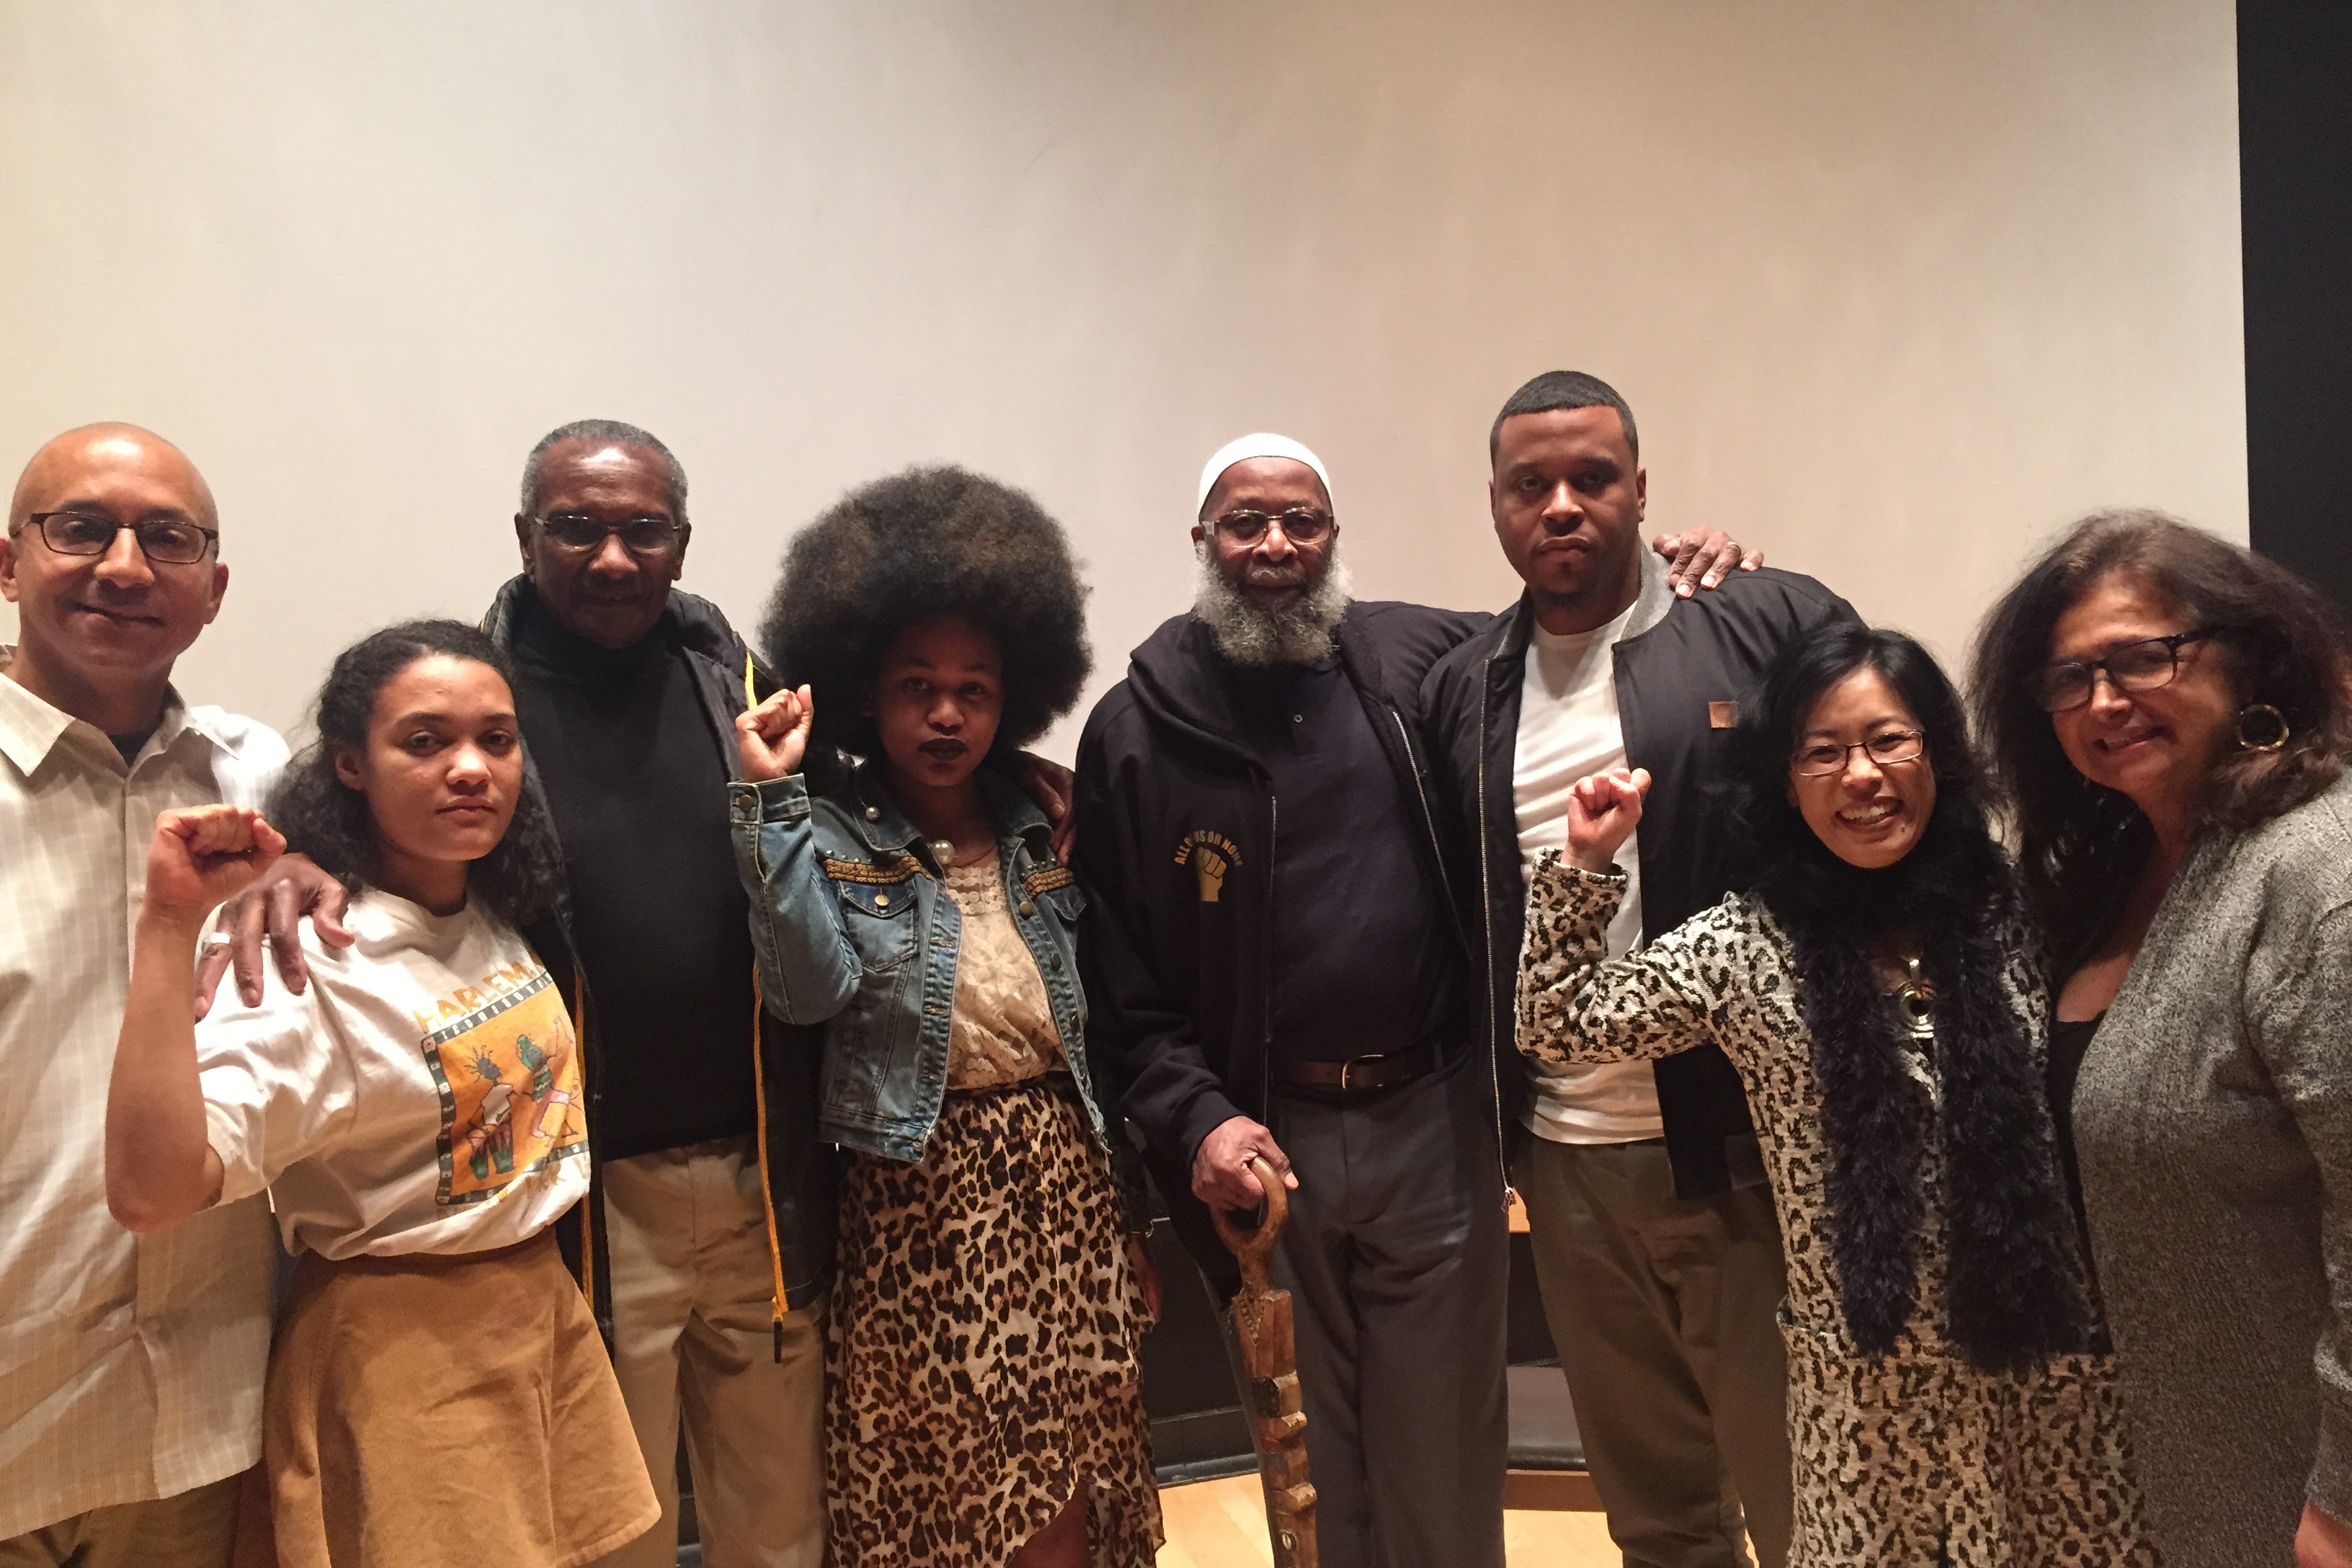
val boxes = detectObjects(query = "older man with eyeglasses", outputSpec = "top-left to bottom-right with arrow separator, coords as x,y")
0,425 -> 285,1565
481,419 -> 837,1568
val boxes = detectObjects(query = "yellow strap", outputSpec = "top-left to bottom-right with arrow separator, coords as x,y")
571,965 -> 598,1318
744,651 -> 793,1354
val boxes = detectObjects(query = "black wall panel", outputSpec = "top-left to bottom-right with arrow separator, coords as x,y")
2240,0 -> 2352,605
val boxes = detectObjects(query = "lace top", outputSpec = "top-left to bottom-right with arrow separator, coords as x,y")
940,860 -> 1067,1090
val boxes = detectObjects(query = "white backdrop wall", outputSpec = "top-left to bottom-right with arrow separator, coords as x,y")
0,1 -> 2246,759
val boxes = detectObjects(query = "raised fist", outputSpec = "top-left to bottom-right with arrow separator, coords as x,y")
1565,767 -> 1652,875
736,685 -> 816,783
146,806 -> 288,922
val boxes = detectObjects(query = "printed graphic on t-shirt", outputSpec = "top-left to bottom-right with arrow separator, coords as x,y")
416,966 -> 588,1207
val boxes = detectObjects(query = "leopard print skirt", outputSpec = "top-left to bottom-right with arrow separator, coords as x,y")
829,1075 -> 1162,1566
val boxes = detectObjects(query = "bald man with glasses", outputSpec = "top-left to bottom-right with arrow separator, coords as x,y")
0,425 -> 287,1565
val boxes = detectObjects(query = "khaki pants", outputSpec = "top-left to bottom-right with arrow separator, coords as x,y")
592,1136 -> 827,1568
1516,1137 -> 1793,1568
0,1475 -> 240,1568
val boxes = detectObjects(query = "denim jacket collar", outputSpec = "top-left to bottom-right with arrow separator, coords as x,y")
840,758 -> 1056,865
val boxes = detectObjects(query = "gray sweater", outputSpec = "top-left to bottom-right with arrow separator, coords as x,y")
2075,770 -> 2352,1567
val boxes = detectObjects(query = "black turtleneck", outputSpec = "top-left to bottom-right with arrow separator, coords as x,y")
511,599 -> 757,1159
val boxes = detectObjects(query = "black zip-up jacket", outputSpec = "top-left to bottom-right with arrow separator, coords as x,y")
1074,601 -> 1485,1283
1418,553 -> 1856,1201
482,576 -> 838,1346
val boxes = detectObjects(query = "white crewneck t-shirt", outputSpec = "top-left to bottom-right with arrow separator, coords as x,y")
1513,602 -> 1667,1144
197,889 -> 589,1260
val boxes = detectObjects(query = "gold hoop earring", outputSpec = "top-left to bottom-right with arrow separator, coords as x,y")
2237,703 -> 2290,752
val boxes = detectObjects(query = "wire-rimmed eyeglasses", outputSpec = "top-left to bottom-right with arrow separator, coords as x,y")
1211,507 -> 1333,546
530,512 -> 685,557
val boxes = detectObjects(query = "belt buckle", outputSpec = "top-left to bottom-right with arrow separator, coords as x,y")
1339,1052 -> 1384,1092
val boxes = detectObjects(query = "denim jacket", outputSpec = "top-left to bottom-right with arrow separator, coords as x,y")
729,761 -> 1113,1166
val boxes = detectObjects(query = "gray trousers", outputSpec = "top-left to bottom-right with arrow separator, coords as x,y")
1516,1137 -> 1793,1568
1252,1055 -> 1510,1568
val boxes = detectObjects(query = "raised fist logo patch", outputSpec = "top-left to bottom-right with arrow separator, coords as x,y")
1174,829 -> 1244,904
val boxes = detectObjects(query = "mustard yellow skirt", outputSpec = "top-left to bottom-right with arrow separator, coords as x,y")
260,1231 -> 658,1568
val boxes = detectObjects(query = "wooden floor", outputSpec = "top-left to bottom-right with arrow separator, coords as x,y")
1156,1474 -> 1622,1567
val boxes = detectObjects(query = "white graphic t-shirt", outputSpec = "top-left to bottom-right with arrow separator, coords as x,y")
197,890 -> 589,1260
1513,604 -> 1668,1144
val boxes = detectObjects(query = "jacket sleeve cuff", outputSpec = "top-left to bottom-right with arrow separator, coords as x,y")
729,773 -> 811,827
1530,847 -> 1629,891
1175,1092 -> 1253,1176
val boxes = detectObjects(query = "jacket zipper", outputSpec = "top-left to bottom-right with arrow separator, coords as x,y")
1471,675 -> 1515,1211
1389,707 -> 1462,912
1259,790 -> 1278,1123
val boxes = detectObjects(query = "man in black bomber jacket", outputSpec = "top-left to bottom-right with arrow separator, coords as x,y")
1420,373 -> 1854,1568
1074,432 -> 1750,1568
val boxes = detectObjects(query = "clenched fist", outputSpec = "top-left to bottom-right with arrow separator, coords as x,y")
145,806 -> 287,926
1565,766 -> 1651,875
736,685 -> 816,783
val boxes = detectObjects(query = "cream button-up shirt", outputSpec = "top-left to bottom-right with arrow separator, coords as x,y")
0,651 -> 287,1538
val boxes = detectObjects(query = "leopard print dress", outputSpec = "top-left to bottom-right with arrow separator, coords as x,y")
1518,855 -> 2157,1567
828,862 -> 1162,1567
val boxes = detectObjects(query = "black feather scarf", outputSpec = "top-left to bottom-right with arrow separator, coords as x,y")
1764,815 -> 2093,1372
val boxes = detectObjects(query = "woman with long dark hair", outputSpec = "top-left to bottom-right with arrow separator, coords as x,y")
1974,510 -> 2352,1568
104,620 -> 656,1568
1515,622 -> 2150,1565
733,467 -> 1159,1567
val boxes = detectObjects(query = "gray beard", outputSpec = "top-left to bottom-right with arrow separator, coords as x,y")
1190,541 -> 1354,667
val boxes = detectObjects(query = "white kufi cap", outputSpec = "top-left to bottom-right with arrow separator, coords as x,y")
1196,432 -> 1332,512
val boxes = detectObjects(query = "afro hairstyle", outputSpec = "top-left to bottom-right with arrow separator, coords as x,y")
757,465 -> 1092,759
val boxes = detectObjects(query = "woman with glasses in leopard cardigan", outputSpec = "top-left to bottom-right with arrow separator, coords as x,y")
1515,620 -> 2151,1567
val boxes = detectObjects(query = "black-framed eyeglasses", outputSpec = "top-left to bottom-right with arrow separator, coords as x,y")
530,512 -> 684,556
1790,729 -> 1926,778
15,510 -> 218,566
2025,628 -> 2217,713
1213,507 -> 1333,546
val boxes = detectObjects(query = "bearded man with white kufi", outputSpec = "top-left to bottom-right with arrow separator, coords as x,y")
1070,429 -> 1753,1564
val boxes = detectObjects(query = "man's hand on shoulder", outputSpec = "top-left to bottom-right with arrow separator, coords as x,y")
1651,528 -> 1765,598
1017,752 -> 1077,865
195,852 -> 355,1018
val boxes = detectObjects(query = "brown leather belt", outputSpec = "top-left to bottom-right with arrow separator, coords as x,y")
1270,1038 -> 1442,1095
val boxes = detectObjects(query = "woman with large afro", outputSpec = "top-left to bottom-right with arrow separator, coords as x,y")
731,466 -> 1161,1567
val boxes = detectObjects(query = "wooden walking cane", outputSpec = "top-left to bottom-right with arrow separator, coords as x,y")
1211,1155 -> 1319,1568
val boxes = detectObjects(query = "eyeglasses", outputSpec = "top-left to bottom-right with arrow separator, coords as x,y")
15,510 -> 218,565
2024,628 -> 2217,713
531,512 -> 684,556
1213,507 -> 1333,546
1790,729 -> 1926,778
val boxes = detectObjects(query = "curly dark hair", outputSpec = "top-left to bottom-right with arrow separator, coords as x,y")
755,466 -> 1092,759
1970,509 -> 2352,945
1728,620 -> 2011,934
267,620 -> 568,928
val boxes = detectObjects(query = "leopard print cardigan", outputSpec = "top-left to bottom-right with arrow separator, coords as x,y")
1517,853 -> 2155,1567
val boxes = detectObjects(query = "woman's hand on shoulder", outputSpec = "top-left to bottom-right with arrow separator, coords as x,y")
736,685 -> 814,783
1566,767 -> 1651,874
143,806 -> 285,930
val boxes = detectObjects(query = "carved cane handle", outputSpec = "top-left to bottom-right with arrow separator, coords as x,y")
1210,1154 -> 1288,1278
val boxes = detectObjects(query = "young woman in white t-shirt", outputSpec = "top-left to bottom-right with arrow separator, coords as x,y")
104,619 -> 656,1568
